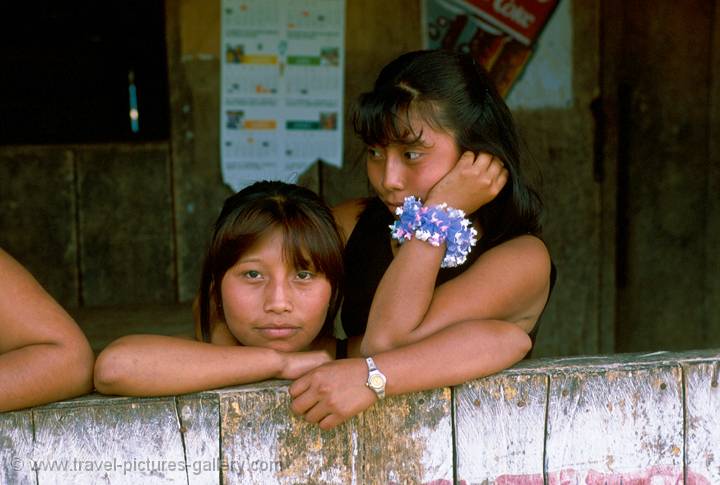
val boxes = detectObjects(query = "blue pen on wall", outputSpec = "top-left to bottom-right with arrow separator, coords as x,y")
128,69 -> 139,133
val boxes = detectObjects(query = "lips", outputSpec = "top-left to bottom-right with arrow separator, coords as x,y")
255,325 -> 301,339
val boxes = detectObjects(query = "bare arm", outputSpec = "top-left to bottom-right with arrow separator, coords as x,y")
94,334 -> 332,396
362,152 -> 550,354
362,235 -> 551,354
290,319 -> 531,430
0,249 -> 94,412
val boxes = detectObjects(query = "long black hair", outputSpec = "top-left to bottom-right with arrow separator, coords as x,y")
198,181 -> 344,342
352,49 -> 543,249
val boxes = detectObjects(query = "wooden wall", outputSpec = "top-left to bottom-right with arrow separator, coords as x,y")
1,0 -> 719,357
2,349 -> 719,484
0,144 -> 175,308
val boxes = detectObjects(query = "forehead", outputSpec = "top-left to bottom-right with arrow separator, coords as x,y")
379,105 -> 453,145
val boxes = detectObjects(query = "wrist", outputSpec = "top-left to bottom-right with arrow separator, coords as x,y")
268,348 -> 288,379
389,196 -> 477,268
365,356 -> 387,399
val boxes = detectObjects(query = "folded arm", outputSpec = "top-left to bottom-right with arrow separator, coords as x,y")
290,318 -> 531,429
0,249 -> 95,412
94,334 -> 331,397
362,234 -> 552,355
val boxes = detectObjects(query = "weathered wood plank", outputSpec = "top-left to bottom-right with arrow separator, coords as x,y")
0,410 -> 36,485
32,397 -> 188,484
684,361 -> 720,485
455,373 -> 547,484
177,395 -> 220,485
546,366 -> 684,484
76,144 -> 175,306
359,387 -> 453,484
219,382 -> 356,484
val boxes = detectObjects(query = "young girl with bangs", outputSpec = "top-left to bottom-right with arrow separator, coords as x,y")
288,49 -> 556,429
94,181 -> 351,396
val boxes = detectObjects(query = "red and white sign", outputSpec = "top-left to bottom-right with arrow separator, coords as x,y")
463,0 -> 558,45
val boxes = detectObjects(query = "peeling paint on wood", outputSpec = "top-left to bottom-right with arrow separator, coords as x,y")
359,387 -> 452,484
546,366 -> 684,484
455,373 -> 547,484
219,382 -> 356,484
177,395 -> 220,485
32,397 -> 188,484
1,351 -> 719,484
684,361 -> 720,485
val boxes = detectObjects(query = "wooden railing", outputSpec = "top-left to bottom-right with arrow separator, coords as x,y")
2,349 -> 718,484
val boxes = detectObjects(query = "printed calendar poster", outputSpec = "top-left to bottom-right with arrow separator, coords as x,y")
221,0 -> 345,190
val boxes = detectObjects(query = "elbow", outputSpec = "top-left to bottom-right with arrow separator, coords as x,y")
507,325 -> 533,363
93,339 -> 135,395
56,335 -> 96,397
360,334 -> 398,357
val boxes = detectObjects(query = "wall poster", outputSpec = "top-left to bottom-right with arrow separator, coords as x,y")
422,0 -> 559,97
221,0 -> 345,191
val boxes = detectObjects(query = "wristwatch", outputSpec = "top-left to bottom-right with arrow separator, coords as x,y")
365,357 -> 387,399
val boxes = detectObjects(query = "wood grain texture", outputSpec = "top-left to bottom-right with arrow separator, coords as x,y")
32,397 -> 188,484
684,361 -> 720,485
546,365 -> 684,484
0,410 -> 36,485
359,387 -> 453,483
177,395 -> 220,485
455,373 -> 547,484
219,382 -> 356,484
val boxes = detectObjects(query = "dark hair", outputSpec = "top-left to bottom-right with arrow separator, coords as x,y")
199,181 -> 344,343
352,49 -> 543,248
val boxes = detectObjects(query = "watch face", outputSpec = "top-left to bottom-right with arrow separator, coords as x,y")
369,374 -> 385,388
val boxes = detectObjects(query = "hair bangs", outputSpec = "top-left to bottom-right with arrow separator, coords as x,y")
278,207 -> 341,279
353,87 -> 448,147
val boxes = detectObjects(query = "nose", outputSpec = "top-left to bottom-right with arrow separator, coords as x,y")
382,155 -> 405,192
264,279 -> 292,313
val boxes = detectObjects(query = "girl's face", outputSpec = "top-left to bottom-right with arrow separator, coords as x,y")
220,228 -> 331,352
366,117 -> 460,215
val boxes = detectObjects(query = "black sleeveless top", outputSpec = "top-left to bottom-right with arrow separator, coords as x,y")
340,197 -> 556,353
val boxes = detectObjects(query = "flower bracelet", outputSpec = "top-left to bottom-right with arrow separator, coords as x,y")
389,196 -> 478,268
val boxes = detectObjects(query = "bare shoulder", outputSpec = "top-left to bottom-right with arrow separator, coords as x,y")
332,198 -> 367,243
491,235 -> 550,264
472,235 -> 551,285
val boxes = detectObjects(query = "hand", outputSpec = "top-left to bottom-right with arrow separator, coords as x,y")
426,151 -> 508,214
289,358 -> 378,430
278,350 -> 333,380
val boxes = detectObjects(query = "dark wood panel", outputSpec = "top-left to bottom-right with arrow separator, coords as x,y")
706,2 -> 720,346
77,144 -> 175,306
0,147 -> 79,307
517,109 -> 601,357
166,0 -> 231,303
616,1 -> 714,351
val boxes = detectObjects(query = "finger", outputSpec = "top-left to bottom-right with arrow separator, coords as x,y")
471,152 -> 493,169
496,169 -> 509,191
290,390 -> 317,415
318,414 -> 344,431
303,402 -> 330,424
288,374 -> 310,398
457,151 -> 477,167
